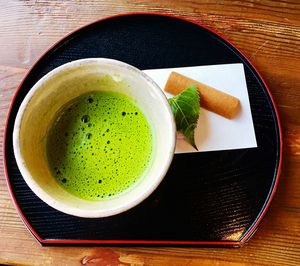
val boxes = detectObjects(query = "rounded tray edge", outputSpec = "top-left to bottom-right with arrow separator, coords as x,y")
3,12 -> 283,246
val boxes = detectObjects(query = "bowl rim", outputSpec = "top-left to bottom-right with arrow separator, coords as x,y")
13,58 -> 176,218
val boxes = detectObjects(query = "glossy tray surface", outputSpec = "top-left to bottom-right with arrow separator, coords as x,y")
4,14 -> 281,246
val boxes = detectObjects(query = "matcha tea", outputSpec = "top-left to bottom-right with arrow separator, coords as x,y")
46,91 -> 153,200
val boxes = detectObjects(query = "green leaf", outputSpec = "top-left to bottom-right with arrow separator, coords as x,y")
168,84 -> 200,150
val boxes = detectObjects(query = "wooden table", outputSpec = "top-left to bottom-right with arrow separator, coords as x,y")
0,1 -> 299,265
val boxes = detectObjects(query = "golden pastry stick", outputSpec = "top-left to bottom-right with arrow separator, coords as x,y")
164,72 -> 240,119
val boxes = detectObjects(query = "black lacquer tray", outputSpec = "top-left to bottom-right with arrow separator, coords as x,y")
4,13 -> 282,247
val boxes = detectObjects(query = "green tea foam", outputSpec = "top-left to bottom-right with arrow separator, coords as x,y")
46,91 -> 153,201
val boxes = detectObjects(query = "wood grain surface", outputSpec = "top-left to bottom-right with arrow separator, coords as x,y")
0,1 -> 299,265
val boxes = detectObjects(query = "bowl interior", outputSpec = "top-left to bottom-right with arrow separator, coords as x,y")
14,59 -> 175,217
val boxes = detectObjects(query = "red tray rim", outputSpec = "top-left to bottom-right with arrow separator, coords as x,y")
3,12 -> 283,247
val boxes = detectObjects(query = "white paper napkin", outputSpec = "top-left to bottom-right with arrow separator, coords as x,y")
143,63 -> 257,154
